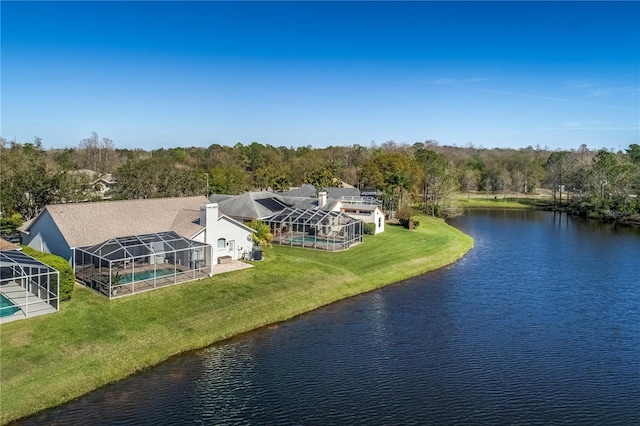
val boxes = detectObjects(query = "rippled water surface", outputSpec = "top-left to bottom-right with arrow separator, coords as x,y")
17,210 -> 640,425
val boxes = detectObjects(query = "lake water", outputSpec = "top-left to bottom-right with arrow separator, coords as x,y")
16,210 -> 640,425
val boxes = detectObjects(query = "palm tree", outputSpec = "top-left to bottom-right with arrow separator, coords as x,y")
248,219 -> 274,247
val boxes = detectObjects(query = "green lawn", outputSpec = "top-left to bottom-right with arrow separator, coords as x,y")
0,215 -> 472,424
454,192 -> 547,209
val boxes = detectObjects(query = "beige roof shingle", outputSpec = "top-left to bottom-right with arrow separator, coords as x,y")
27,196 -> 210,248
170,208 -> 204,238
0,238 -> 19,251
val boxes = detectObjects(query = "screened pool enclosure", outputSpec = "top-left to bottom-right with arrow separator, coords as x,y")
0,250 -> 59,322
75,231 -> 212,298
264,208 -> 363,251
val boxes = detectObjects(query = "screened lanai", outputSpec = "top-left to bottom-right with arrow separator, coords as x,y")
74,231 -> 212,299
264,208 -> 363,251
0,250 -> 59,323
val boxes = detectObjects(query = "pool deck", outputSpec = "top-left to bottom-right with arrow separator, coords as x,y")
108,260 -> 254,298
0,281 -> 57,324
212,260 -> 254,275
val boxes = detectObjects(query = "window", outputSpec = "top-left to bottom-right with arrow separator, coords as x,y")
378,217 -> 382,228
217,238 -> 226,249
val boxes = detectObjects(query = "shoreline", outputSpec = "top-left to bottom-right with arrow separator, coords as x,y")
455,194 -> 640,226
0,215 -> 473,425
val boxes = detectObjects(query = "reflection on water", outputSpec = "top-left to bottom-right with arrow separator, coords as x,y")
16,210 -> 640,425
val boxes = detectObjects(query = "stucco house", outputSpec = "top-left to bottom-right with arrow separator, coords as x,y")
19,197 -> 254,298
211,188 -> 385,236
208,185 -> 385,252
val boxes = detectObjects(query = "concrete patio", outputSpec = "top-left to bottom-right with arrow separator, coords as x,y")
212,260 -> 254,275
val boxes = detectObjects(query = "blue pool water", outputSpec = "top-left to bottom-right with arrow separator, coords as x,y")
120,268 -> 174,284
0,293 -> 20,317
289,236 -> 343,244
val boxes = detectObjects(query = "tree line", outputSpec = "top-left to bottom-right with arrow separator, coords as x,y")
2,134 -> 639,229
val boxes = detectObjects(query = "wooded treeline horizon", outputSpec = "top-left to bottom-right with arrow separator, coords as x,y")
2,133 -> 639,227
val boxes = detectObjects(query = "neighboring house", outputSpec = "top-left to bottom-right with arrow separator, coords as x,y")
19,197 -> 254,298
210,186 -> 385,236
281,186 -> 378,219
209,191 -> 322,222
92,174 -> 116,199
208,186 -> 384,252
73,169 -> 117,199
0,238 -> 59,323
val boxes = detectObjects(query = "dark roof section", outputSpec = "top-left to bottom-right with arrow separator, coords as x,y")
255,197 -> 289,214
77,231 -> 209,261
209,192 -> 288,220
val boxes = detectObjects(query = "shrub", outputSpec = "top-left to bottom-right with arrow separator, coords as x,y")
396,204 -> 412,222
20,245 -> 75,301
363,223 -> 376,235
398,218 -> 420,229
0,213 -> 24,233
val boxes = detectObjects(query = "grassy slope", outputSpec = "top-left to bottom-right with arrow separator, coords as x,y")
454,192 -> 546,209
0,215 -> 472,424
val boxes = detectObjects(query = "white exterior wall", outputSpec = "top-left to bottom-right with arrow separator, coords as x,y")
21,210 -> 74,262
339,207 -> 385,235
213,217 -> 254,261
196,203 -> 254,264
372,209 -> 385,234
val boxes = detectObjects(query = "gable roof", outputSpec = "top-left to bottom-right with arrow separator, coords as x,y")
22,196 -> 211,248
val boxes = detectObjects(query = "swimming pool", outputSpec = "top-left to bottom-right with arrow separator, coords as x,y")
119,268 -> 174,284
287,236 -> 345,245
0,293 -> 21,317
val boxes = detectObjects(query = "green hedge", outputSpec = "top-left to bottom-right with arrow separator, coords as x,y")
20,246 -> 75,301
363,223 -> 376,235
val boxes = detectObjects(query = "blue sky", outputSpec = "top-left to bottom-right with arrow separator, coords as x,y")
2,1 -> 638,151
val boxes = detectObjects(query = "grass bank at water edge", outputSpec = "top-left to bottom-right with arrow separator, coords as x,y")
0,215 -> 473,424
